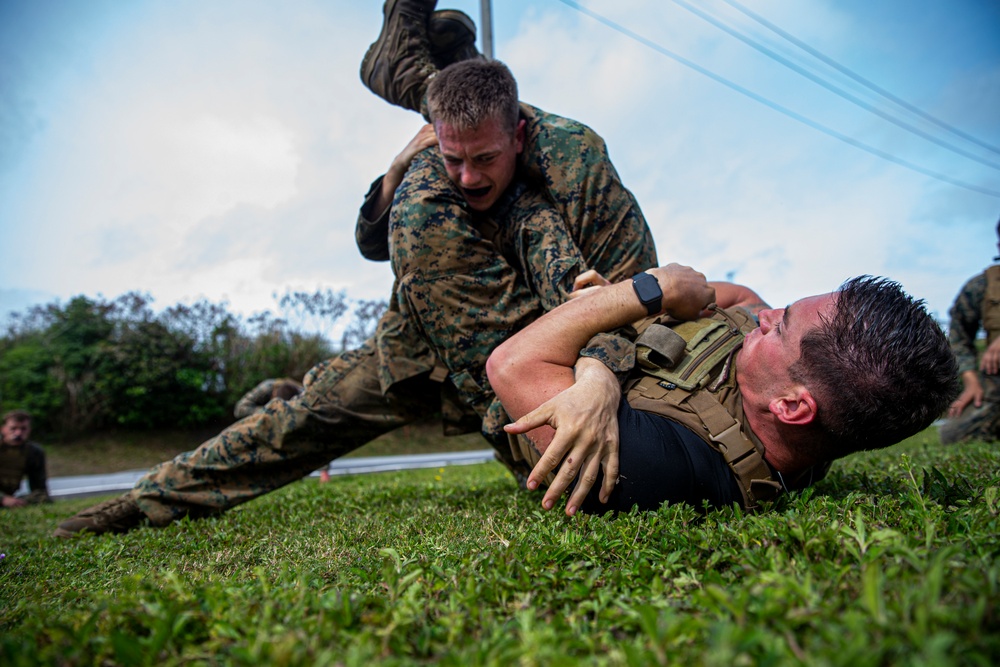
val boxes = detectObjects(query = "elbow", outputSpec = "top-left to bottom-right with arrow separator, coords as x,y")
486,341 -> 518,400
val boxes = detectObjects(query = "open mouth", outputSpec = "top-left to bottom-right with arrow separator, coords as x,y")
462,185 -> 491,200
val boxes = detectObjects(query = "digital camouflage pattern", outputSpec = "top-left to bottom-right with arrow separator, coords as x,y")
387,103 -> 657,435
233,378 -> 304,419
134,340 -> 443,524
130,104 -> 657,523
941,269 -> 1000,444
232,379 -> 278,419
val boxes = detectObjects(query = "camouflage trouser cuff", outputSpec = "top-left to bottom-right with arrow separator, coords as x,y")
132,490 -> 185,527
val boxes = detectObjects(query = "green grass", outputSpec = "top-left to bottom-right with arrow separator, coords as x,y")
1,428 -> 999,665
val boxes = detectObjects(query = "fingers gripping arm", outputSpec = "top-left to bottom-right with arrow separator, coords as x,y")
486,264 -> 715,514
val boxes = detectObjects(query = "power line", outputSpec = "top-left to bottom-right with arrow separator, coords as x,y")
719,0 -> 1000,156
553,0 -> 1000,199
669,0 -> 1000,172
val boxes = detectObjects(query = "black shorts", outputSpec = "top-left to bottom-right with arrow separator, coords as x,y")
578,398 -> 742,514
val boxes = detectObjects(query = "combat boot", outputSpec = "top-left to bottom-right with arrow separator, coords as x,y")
360,0 -> 439,113
53,491 -> 146,537
428,9 -> 482,70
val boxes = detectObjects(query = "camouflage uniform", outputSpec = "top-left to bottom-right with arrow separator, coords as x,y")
232,379 -> 279,419
131,104 -> 656,526
0,440 -> 51,506
233,378 -> 304,419
385,104 -> 656,440
940,269 -> 1000,444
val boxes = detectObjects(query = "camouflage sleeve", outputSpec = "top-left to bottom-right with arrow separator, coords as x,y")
25,442 -> 49,497
505,191 -> 588,311
579,330 -> 636,386
234,379 -> 276,419
949,273 -> 986,375
355,176 -> 391,262
519,104 -> 658,286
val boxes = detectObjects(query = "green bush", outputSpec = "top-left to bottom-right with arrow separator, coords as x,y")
0,290 -> 382,436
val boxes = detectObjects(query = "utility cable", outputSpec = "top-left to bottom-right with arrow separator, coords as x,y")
720,0 -> 1000,156
669,0 -> 1000,171
553,0 -> 1000,198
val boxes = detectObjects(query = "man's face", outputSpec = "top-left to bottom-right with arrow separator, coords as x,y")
736,293 -> 837,402
435,116 -> 526,212
1,419 -> 31,447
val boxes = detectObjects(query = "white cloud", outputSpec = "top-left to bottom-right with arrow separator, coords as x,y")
0,0 -> 997,329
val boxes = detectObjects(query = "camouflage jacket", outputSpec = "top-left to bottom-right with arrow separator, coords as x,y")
365,103 -> 658,436
949,270 -> 991,375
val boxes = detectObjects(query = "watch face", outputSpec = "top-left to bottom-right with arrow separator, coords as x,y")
633,273 -> 662,314
634,273 -> 660,301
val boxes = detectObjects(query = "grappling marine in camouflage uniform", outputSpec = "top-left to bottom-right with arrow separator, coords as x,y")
54,1 -> 657,536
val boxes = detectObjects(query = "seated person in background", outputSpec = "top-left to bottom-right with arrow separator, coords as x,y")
486,264 -> 958,517
1,410 -> 51,509
233,378 -> 305,419
941,215 -> 1000,444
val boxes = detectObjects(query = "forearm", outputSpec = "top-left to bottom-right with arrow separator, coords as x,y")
373,167 -> 406,218
356,176 -> 392,262
961,370 -> 982,392
490,278 -> 645,377
709,281 -> 769,314
488,264 -> 713,397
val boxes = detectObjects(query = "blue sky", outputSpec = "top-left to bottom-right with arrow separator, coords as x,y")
1,0 -> 998,332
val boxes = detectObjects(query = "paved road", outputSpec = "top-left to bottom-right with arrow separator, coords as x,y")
31,449 -> 498,500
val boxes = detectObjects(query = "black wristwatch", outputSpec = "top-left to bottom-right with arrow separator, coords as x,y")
632,272 -> 662,316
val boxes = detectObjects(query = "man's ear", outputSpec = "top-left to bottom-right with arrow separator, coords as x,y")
514,118 -> 527,153
769,386 -> 817,426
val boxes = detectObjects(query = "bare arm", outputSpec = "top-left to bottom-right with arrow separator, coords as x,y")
369,124 -> 438,217
949,370 -> 984,418
570,274 -> 768,315
709,281 -> 769,314
486,264 -> 715,515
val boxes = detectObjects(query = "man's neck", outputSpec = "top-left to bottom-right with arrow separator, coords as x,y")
744,408 -> 811,476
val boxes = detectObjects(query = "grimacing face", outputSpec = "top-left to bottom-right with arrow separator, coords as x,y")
735,293 -> 837,404
435,116 -> 526,212
1,418 -> 31,446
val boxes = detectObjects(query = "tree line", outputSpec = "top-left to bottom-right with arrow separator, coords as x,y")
0,290 -> 386,437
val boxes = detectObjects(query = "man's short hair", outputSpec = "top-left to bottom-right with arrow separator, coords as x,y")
426,59 -> 520,133
790,276 -> 957,458
2,409 -> 32,425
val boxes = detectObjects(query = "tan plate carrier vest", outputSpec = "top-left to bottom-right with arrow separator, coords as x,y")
623,307 -> 782,510
982,265 -> 1000,346
510,306 -> 784,511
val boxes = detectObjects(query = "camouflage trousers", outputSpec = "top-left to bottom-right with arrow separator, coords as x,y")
939,374 -> 1000,445
132,339 -> 443,525
132,107 -> 657,523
